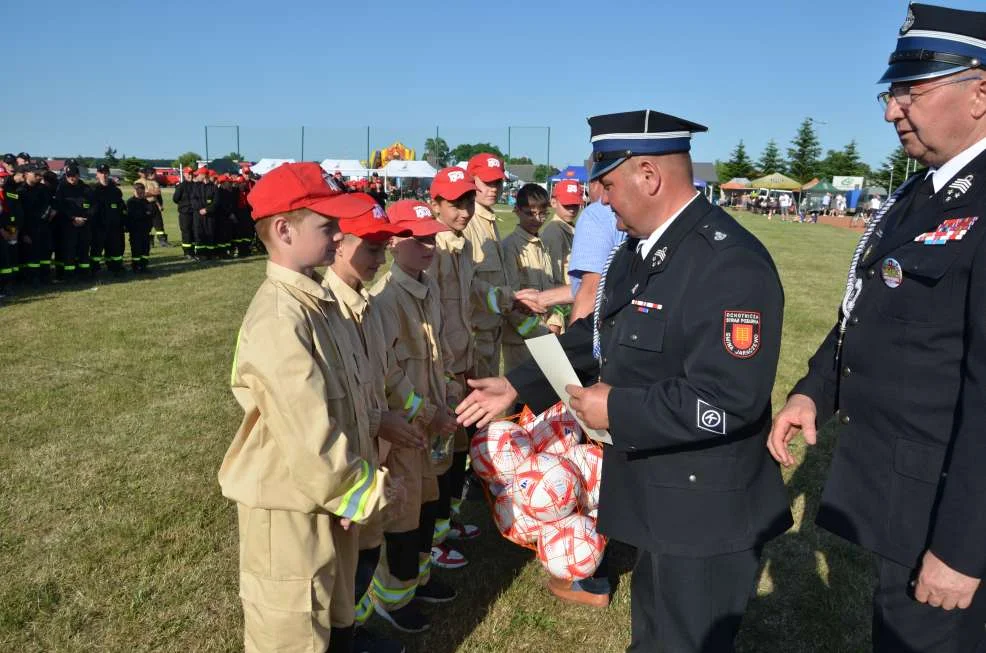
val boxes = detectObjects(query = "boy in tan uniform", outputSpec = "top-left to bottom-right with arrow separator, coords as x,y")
369,206 -> 461,633
541,180 -> 583,288
462,152 -> 541,378
326,196 -> 421,653
501,184 -> 562,370
219,163 -> 395,653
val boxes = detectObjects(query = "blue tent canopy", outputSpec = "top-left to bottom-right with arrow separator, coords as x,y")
549,165 -> 588,183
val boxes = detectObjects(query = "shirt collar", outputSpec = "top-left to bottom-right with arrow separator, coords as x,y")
474,203 -> 497,223
548,216 -> 575,234
321,267 -> 368,318
266,261 -> 335,303
391,264 -> 430,299
929,136 -> 986,193
513,227 -> 541,244
437,230 -> 465,253
637,192 -> 700,260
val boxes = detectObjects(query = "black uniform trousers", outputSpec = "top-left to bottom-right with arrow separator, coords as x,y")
128,223 -> 151,270
872,555 -> 986,653
20,222 -> 52,281
91,222 -> 125,272
178,210 -> 196,256
194,213 -> 216,258
57,221 -> 92,278
627,546 -> 762,653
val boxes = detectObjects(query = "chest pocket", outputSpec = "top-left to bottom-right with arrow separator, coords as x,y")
874,242 -> 966,325
395,335 -> 431,361
617,308 -> 666,352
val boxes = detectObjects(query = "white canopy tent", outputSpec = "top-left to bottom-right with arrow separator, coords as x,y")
380,160 -> 437,178
252,158 -> 295,175
320,159 -> 371,177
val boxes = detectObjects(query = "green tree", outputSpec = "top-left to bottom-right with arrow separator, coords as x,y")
786,118 -> 822,182
423,137 -> 450,167
870,145 -> 921,193
225,151 -> 243,161
534,165 -> 559,183
121,157 -> 146,183
174,152 -> 203,169
718,140 -> 756,181
507,156 -> 533,165
448,142 -> 505,164
756,139 -> 785,176
103,146 -> 119,167
818,140 -> 871,180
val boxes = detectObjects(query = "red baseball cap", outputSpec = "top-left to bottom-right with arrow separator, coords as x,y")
552,181 -> 584,205
248,162 -> 373,221
337,194 -> 411,242
387,200 -> 450,237
194,167 -> 209,176
182,166 -> 193,173
467,153 -> 506,183
430,167 -> 476,201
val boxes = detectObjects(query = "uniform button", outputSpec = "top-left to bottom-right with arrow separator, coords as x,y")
866,269 -> 875,279
602,357 -> 608,364
609,320 -> 616,327
688,474 -> 697,483
630,334 -> 638,341
842,366 -> 852,377
850,315 -> 859,325
840,413 -> 851,425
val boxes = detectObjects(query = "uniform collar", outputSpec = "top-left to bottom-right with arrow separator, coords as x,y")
930,136 -> 986,194
391,263 -> 430,299
322,267 -> 369,318
265,261 -> 335,303
637,192 -> 700,259
513,227 -> 542,244
474,203 -> 497,223
547,215 -> 575,234
437,229 -> 466,253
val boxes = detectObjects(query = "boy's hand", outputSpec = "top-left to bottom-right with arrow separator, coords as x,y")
378,410 -> 427,449
428,410 -> 458,436
456,377 -> 518,428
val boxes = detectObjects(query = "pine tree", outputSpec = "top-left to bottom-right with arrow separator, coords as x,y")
720,140 -> 756,181
870,146 -> 919,192
786,118 -> 822,183
757,139 -> 785,176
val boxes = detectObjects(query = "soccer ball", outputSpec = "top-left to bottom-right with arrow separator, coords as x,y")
470,421 -> 533,485
513,453 -> 580,522
526,404 -> 582,456
564,444 -> 603,513
492,484 -> 541,545
537,514 -> 606,581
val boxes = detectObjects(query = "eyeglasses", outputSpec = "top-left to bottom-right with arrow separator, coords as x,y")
518,208 -> 550,218
878,75 -> 982,109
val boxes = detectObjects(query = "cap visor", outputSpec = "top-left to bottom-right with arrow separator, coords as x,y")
878,61 -> 967,84
472,170 -> 505,183
308,193 -> 378,219
392,221 -> 450,237
432,183 -> 476,200
339,222 -> 411,241
589,158 -> 626,181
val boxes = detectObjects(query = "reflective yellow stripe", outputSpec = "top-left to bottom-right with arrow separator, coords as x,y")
337,460 -> 375,521
516,314 -> 540,337
403,392 -> 423,422
371,578 -> 416,606
486,287 -> 501,314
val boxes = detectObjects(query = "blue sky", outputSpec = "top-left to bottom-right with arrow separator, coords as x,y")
4,0 -> 983,171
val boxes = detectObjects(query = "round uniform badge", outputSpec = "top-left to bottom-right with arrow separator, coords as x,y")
881,257 -> 903,288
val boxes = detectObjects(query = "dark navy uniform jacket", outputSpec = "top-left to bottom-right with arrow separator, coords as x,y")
794,149 -> 986,578
508,195 -> 793,556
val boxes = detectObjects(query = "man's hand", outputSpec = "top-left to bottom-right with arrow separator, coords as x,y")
514,288 -> 548,314
914,550 -> 981,610
72,216 -> 86,226
767,393 -> 818,467
199,208 -> 207,215
567,383 -> 611,430
456,377 -> 518,428
548,324 -> 562,336
378,410 -> 426,449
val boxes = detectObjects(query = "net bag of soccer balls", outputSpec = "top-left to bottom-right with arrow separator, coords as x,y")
470,402 -> 605,581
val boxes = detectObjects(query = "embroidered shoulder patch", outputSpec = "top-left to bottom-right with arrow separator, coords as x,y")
723,310 -> 761,359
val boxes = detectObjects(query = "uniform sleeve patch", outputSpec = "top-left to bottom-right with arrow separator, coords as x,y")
697,399 -> 726,435
723,310 -> 761,358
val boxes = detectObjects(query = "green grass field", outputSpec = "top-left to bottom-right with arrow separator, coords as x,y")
0,190 -> 873,652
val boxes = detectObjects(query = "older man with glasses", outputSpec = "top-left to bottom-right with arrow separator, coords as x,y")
770,3 -> 986,651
